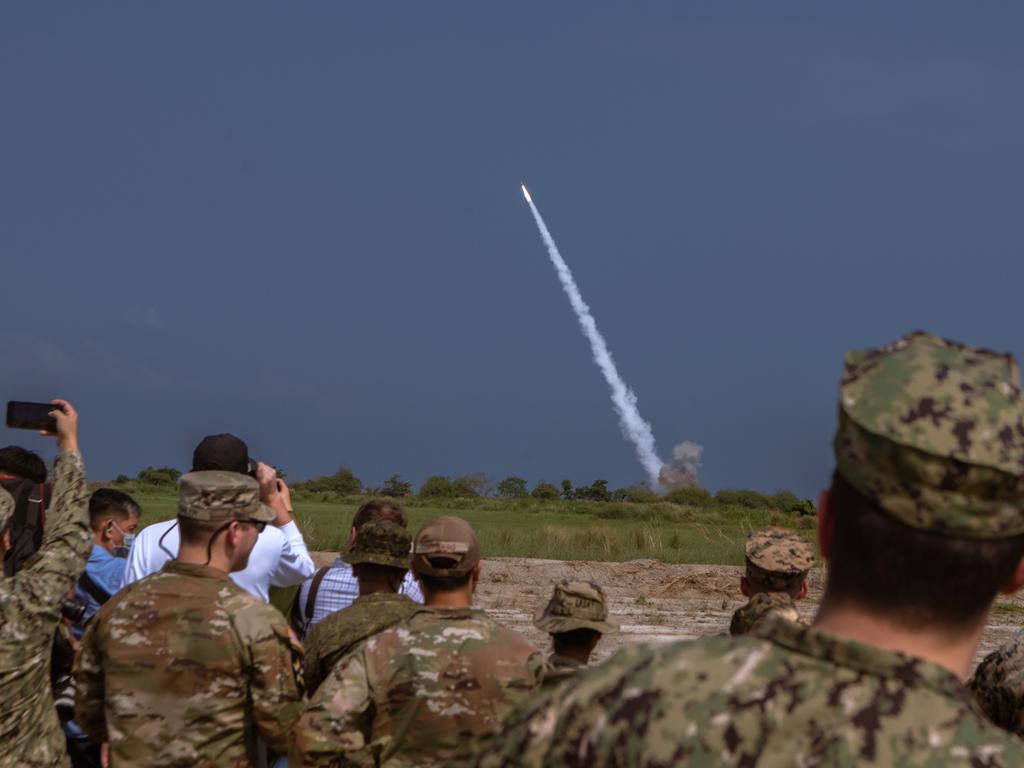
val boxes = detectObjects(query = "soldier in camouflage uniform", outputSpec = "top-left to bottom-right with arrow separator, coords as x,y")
0,400 -> 88,768
729,526 -> 814,635
533,580 -> 617,689
970,635 -> 1024,736
302,520 -> 419,694
290,516 -> 543,767
477,331 -> 1024,767
74,470 -> 304,767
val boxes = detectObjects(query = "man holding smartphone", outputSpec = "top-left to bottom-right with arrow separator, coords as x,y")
0,399 -> 90,768
123,433 -> 315,601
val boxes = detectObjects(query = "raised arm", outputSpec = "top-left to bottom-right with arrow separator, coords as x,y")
258,465 -> 315,587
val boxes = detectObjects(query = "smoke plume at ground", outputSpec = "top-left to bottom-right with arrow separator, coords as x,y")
658,441 -> 704,489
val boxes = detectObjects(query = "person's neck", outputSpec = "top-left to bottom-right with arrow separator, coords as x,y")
358,580 -> 397,597
424,589 -> 473,609
553,644 -> 592,665
176,543 -> 233,574
92,535 -> 114,554
813,598 -> 986,679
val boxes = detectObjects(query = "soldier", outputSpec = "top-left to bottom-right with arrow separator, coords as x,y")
0,399 -> 88,768
533,580 -> 617,689
477,331 -> 1024,767
302,520 -> 420,694
74,470 -> 304,767
729,526 -> 813,635
290,515 -> 543,768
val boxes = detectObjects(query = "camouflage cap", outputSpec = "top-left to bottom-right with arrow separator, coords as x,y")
411,516 -> 480,577
342,520 -> 411,569
0,486 -> 12,532
834,331 -> 1024,540
744,527 -> 815,591
534,580 -> 618,635
177,470 -> 276,525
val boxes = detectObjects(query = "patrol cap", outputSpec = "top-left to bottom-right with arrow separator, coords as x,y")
0,486 -> 12,532
534,580 -> 618,635
744,527 -> 814,591
177,470 -> 275,525
411,516 -> 480,577
192,433 -> 256,475
834,331 -> 1024,540
342,520 -> 411,570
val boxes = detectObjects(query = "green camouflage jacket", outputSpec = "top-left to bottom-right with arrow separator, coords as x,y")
729,591 -> 808,635
0,451 -> 89,768
969,634 -> 1024,736
303,591 -> 419,694
290,606 -> 543,768
477,617 -> 1024,767
540,651 -> 585,691
74,559 -> 305,767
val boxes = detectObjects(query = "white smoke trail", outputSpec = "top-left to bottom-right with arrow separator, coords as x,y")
522,186 -> 665,487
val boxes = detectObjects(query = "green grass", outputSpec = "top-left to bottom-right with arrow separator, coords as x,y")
128,491 -> 817,566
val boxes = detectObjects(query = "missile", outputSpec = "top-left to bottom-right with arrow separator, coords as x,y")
520,181 -> 533,204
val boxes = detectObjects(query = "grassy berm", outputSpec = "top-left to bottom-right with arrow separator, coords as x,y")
126,491 -> 816,566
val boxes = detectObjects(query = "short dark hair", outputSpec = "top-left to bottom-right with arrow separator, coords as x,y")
88,489 -> 141,531
178,516 -> 222,546
418,567 -> 473,594
352,562 -> 407,586
825,471 -> 1024,631
352,500 -> 408,531
0,447 -> 47,484
552,628 -> 601,651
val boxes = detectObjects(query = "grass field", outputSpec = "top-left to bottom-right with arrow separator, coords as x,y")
127,490 -> 817,566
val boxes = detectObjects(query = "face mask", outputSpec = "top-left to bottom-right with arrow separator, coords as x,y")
112,523 -> 135,558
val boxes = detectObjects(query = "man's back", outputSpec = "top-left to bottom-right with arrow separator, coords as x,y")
729,591 -> 806,635
0,450 -> 89,768
480,618 -> 1024,767
75,560 -> 304,767
293,607 -> 542,767
303,591 -> 419,693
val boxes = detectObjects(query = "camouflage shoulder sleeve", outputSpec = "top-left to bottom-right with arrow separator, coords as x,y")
303,620 -> 327,694
970,638 -> 1024,736
233,597 -> 306,754
8,451 -> 89,620
730,593 -> 805,636
73,613 -> 108,743
289,642 -> 374,768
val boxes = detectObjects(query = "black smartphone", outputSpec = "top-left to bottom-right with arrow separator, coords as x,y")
5,401 -> 58,433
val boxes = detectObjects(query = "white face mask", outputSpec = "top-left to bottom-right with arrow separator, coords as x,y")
112,522 -> 135,558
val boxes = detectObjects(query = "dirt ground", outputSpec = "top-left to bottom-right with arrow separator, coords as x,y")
311,553 -> 1024,670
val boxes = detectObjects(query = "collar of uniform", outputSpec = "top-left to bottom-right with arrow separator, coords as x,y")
163,560 -> 232,581
416,606 -> 486,620
547,652 -> 585,670
755,615 -> 967,700
355,592 -> 414,605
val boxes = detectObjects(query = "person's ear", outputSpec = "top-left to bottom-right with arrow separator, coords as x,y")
102,519 -> 115,541
470,561 -> 482,590
796,579 -> 809,600
999,555 -> 1024,595
740,576 -> 753,598
817,490 -> 834,561
350,527 -> 358,547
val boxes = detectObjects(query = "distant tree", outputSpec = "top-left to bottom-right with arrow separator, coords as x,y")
113,474 -> 131,485
420,475 -> 455,498
302,466 -> 362,495
458,472 -> 493,498
560,479 -> 575,500
666,486 -> 714,507
577,479 -> 611,502
618,483 -> 658,503
136,466 -> 181,486
716,488 -> 770,509
531,481 -> 560,500
381,474 -> 412,497
495,476 -> 529,498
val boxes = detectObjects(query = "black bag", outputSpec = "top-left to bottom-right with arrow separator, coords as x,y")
0,477 -> 50,576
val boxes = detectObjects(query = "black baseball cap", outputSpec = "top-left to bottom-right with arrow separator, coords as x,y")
191,434 -> 257,475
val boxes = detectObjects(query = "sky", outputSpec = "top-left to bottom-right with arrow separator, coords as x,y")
3,4 -> 1024,497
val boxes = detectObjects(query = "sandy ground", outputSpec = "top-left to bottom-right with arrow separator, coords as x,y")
311,553 -> 1024,669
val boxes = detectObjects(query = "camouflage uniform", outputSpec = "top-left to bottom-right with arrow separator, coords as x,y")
533,580 -> 617,690
0,451 -> 89,768
730,527 -> 814,635
303,521 -> 419,693
291,516 -> 543,768
477,331 -> 1024,767
74,471 -> 304,767
970,635 -> 1024,736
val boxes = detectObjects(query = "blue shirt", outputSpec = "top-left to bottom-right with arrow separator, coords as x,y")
72,544 -> 127,640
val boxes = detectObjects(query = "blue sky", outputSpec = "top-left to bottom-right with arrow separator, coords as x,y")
3,4 -> 1023,496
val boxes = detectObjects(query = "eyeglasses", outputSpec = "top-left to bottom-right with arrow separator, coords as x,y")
239,518 -> 268,533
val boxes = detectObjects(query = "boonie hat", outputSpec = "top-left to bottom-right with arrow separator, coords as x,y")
534,580 -> 618,634
834,331 -> 1024,540
744,527 -> 815,591
411,516 -> 480,577
192,434 -> 257,475
177,471 -> 275,525
343,520 -> 412,570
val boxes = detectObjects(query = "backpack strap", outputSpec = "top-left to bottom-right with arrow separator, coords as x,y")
305,566 -> 331,621
78,570 -> 112,606
290,565 -> 331,636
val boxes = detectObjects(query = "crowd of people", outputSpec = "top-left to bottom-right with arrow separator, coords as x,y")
6,329 -> 1024,766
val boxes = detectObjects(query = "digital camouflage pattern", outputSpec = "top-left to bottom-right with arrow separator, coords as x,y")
74,560 -> 304,767
478,617 -> 1024,767
729,590 -> 808,635
176,469 -> 276,524
533,580 -> 618,635
0,451 -> 89,768
539,651 -> 586,691
290,606 -> 543,768
969,635 -> 1024,737
744,526 -> 815,590
342,519 -> 412,569
303,591 -> 419,693
835,331 -> 1024,539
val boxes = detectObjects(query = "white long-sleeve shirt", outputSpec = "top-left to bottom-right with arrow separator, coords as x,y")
123,517 -> 315,602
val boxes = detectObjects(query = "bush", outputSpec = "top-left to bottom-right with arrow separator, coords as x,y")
664,487 -> 713,507
457,473 -> 492,497
560,479 -> 574,500
576,479 -> 611,502
136,467 -> 181,486
531,481 -> 560,500
298,466 -> 362,495
496,476 -> 529,498
768,490 -> 816,516
618,483 -> 658,504
715,489 -> 771,509
419,475 -> 455,498
381,475 -> 412,497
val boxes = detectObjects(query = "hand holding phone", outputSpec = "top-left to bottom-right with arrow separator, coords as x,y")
6,399 -> 79,453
